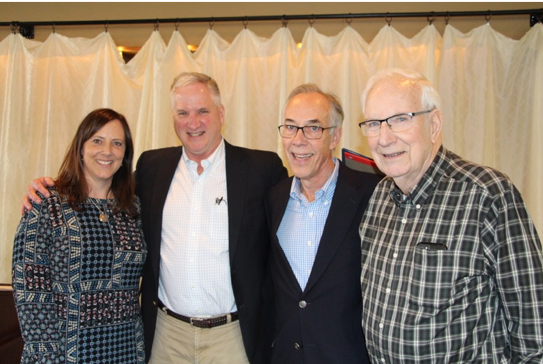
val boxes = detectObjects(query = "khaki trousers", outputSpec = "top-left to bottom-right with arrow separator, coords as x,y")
149,308 -> 250,364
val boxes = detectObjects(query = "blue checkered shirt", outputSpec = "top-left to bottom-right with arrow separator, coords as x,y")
277,159 -> 339,291
360,146 -> 543,363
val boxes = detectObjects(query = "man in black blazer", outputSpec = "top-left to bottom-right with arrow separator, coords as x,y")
265,84 -> 381,363
137,73 -> 287,363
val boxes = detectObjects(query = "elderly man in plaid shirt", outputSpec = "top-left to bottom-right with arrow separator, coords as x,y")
358,68 -> 543,363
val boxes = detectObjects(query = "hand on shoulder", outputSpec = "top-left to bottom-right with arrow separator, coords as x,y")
21,177 -> 55,214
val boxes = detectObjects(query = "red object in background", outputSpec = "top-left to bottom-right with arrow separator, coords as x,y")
341,148 -> 384,176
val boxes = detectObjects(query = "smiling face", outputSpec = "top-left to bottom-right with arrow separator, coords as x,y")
283,92 -> 341,196
172,82 -> 225,165
365,79 -> 442,194
82,119 -> 126,193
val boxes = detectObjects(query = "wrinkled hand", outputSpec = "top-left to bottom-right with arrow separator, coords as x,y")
21,177 -> 55,214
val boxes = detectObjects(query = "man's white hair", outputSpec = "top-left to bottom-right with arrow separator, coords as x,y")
361,68 -> 441,115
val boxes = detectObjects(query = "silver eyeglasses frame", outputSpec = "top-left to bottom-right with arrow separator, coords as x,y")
358,109 -> 434,137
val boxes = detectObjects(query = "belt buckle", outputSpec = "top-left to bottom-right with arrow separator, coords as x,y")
190,317 -> 203,327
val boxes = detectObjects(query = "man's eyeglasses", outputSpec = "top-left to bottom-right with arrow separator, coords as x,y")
278,125 -> 335,140
358,109 -> 434,137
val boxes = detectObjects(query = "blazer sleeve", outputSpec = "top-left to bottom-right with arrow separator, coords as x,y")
272,153 -> 289,186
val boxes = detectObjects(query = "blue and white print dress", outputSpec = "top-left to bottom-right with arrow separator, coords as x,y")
12,188 -> 147,364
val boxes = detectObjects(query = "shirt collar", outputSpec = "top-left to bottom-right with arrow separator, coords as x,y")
182,138 -> 225,171
290,157 -> 340,203
389,145 -> 448,206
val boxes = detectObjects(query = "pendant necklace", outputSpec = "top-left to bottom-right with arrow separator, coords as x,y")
90,198 -> 109,223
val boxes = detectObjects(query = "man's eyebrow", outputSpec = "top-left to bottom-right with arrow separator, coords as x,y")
284,118 -> 321,124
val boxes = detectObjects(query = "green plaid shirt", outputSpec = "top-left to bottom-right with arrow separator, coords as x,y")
360,146 -> 543,363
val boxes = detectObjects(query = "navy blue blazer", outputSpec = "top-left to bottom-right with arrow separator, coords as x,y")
265,162 -> 381,364
136,141 -> 287,363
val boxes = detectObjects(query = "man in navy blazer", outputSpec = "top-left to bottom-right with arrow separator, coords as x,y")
264,84 -> 380,363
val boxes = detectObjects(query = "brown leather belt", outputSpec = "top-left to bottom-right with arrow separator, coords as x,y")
156,299 -> 239,329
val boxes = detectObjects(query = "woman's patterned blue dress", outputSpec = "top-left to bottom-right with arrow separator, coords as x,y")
12,189 -> 147,363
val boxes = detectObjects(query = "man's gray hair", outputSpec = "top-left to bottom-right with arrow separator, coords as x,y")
170,72 -> 222,109
361,68 -> 442,115
283,84 -> 344,134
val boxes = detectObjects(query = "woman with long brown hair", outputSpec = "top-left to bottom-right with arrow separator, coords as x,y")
12,108 -> 146,363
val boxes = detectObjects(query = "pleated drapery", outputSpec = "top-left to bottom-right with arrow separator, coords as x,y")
1,23 -> 542,282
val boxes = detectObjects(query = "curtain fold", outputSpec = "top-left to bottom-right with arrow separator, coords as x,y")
1,23 -> 542,282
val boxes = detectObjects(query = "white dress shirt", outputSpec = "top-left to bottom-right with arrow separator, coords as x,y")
158,139 -> 236,317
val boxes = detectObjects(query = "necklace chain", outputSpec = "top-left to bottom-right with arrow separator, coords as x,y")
89,198 -> 109,223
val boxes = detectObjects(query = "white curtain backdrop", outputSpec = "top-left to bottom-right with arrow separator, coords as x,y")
1,23 -> 542,283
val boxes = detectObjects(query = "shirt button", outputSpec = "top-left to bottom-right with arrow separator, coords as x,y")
299,300 -> 307,308
393,253 -> 398,258
379,323 -> 384,329
307,241 -> 312,246
415,204 -> 421,209
294,343 -> 301,350
309,212 -> 313,217
385,288 -> 391,294
402,218 -> 407,224
381,358 -> 386,363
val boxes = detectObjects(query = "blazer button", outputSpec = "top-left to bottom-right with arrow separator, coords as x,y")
299,300 -> 307,308
294,343 -> 301,350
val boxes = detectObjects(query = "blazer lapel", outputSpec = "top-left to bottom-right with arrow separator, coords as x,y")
270,180 -> 291,240
270,178 -> 305,293
225,142 -> 248,262
303,165 -> 362,293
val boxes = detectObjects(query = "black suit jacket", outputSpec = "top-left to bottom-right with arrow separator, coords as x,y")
136,141 -> 287,363
265,163 -> 381,364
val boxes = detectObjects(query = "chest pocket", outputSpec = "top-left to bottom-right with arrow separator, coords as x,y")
407,244 -> 491,318
208,202 -> 229,243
